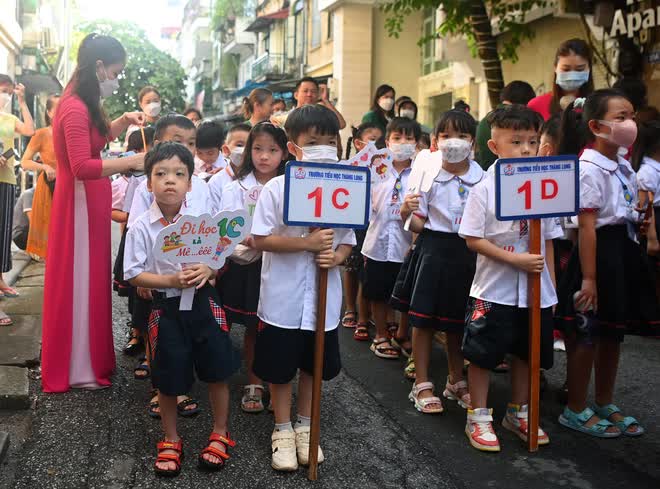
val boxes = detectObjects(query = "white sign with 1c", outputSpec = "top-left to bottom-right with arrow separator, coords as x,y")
283,161 -> 370,229
495,156 -> 579,221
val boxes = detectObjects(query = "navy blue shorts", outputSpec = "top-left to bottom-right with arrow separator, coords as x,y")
148,285 -> 240,396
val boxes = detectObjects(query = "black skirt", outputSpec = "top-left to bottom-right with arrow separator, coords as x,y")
215,258 -> 262,328
344,228 -> 367,273
113,226 -> 132,297
400,230 -> 476,333
555,224 -> 659,337
390,234 -> 424,312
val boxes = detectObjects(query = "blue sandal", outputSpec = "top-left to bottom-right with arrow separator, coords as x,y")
558,407 -> 621,438
594,404 -> 644,437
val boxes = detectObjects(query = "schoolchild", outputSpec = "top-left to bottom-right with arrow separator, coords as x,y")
458,104 -> 562,452
195,120 -> 226,177
633,116 -> 660,258
398,109 -> 484,414
217,122 -> 288,413
555,90 -> 658,438
124,142 -> 239,477
341,122 -> 384,341
361,117 -> 420,360
208,123 -> 250,213
251,105 -> 355,471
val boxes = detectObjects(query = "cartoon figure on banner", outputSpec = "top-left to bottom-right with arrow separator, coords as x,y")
213,237 -> 233,261
341,141 -> 393,185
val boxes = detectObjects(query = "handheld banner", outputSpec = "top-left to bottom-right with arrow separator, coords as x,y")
342,142 -> 394,185
403,149 -> 443,231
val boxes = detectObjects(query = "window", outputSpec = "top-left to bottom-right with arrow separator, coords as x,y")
421,8 -> 448,75
327,11 -> 334,41
311,0 -> 321,48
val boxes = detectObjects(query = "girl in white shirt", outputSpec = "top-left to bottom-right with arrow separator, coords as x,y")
555,89 -> 657,438
399,110 -> 484,414
216,122 -> 288,414
633,118 -> 660,257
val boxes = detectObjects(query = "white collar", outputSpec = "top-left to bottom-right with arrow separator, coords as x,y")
435,160 -> 484,184
581,148 -> 619,172
642,156 -> 660,172
148,199 -> 183,225
390,165 -> 411,179
238,171 -> 260,191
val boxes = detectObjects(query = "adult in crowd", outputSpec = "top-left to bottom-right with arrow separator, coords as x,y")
396,96 -> 432,134
528,38 -> 594,121
272,77 -> 346,129
183,107 -> 203,124
41,33 -> 145,393
125,86 -> 162,144
0,74 -> 35,298
475,81 -> 536,169
20,93 -> 60,260
242,88 -> 273,126
271,97 -> 287,115
362,84 -> 395,134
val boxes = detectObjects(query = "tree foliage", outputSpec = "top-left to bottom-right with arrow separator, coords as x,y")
72,20 -> 187,121
212,0 -> 251,30
382,0 -> 548,63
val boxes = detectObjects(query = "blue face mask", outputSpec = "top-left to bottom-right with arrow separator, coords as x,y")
555,70 -> 590,91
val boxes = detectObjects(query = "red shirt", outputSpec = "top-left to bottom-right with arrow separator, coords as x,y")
527,92 -> 553,121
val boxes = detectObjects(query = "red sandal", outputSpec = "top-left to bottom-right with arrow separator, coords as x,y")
353,322 -> 370,341
154,439 -> 183,477
198,432 -> 236,470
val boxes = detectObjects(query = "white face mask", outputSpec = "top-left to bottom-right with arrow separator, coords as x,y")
97,65 -> 119,98
400,109 -> 415,120
0,93 -> 11,113
438,138 -> 472,164
144,101 -> 161,118
230,146 -> 244,167
389,143 -> 416,161
300,144 -> 338,163
378,97 -> 394,112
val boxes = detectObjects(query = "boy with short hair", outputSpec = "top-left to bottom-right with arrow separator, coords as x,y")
195,120 -> 226,177
208,123 -> 250,213
251,105 -> 356,472
458,105 -> 562,452
361,117 -> 420,360
124,142 -> 239,477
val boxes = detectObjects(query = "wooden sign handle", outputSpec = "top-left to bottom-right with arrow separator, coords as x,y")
308,266 -> 328,480
527,219 -> 542,452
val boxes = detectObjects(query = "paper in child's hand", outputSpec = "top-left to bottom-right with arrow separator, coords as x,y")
407,149 -> 443,194
341,142 -> 394,185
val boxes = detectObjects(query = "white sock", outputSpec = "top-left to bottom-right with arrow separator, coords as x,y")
296,414 -> 311,428
274,421 -> 293,432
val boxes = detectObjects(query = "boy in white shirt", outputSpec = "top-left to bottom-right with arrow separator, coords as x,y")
458,105 -> 563,452
208,123 -> 250,213
124,142 -> 239,477
361,117 -> 419,360
251,105 -> 355,472
195,120 -> 226,178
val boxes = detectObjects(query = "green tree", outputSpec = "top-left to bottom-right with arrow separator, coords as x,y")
73,20 -> 187,121
383,0 -> 547,108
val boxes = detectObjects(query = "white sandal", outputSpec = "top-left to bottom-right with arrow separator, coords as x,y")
408,381 -> 443,414
241,384 -> 265,413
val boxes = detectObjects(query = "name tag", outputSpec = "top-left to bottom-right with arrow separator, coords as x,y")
389,203 -> 402,221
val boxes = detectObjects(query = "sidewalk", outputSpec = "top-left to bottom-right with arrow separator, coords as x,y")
0,251 -> 43,466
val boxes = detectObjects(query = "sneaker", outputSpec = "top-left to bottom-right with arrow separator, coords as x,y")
553,338 -> 566,352
465,408 -> 500,452
271,430 -> 298,471
502,404 -> 550,446
294,425 -> 324,466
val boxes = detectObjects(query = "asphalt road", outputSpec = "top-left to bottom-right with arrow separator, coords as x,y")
2,226 -> 660,489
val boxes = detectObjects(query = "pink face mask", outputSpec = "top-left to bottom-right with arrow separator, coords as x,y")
595,119 -> 638,148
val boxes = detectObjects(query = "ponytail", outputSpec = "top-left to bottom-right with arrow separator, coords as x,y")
242,88 -> 273,120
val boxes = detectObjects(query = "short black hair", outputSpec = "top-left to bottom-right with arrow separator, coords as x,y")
0,74 -> 14,87
294,76 -> 319,92
145,141 -> 195,181
487,104 -> 543,132
154,114 -> 196,141
434,110 -> 477,137
183,107 -> 203,119
226,123 -> 251,143
500,81 -> 536,105
386,117 -> 422,141
540,115 -> 561,141
196,120 -> 225,149
126,126 -> 155,153
285,104 -> 340,144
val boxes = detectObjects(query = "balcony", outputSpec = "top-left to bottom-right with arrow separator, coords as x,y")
222,17 -> 256,57
251,52 -> 287,82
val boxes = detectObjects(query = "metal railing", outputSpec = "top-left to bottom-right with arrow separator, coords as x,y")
251,53 -> 285,81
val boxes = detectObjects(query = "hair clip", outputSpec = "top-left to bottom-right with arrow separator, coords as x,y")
573,97 -> 586,109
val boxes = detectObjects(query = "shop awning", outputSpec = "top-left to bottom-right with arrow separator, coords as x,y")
231,80 -> 270,98
245,9 -> 289,32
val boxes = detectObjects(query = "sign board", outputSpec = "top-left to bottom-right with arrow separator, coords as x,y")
283,161 -> 370,229
495,156 -> 579,221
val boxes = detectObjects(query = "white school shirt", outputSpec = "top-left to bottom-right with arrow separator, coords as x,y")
122,175 -> 147,213
127,175 -> 212,227
361,166 -> 412,263
208,165 -> 236,213
636,156 -> 660,206
416,160 -> 485,233
252,175 -> 356,331
194,154 -> 226,175
111,175 -> 129,211
580,148 -> 639,229
458,166 -> 564,308
219,172 -> 260,211
123,201 -> 204,298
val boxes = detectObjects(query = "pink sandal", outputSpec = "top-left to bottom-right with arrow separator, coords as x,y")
0,287 -> 19,298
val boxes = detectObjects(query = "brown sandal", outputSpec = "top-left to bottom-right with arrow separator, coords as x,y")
154,439 -> 183,477
353,322 -> 370,341
198,432 -> 236,470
